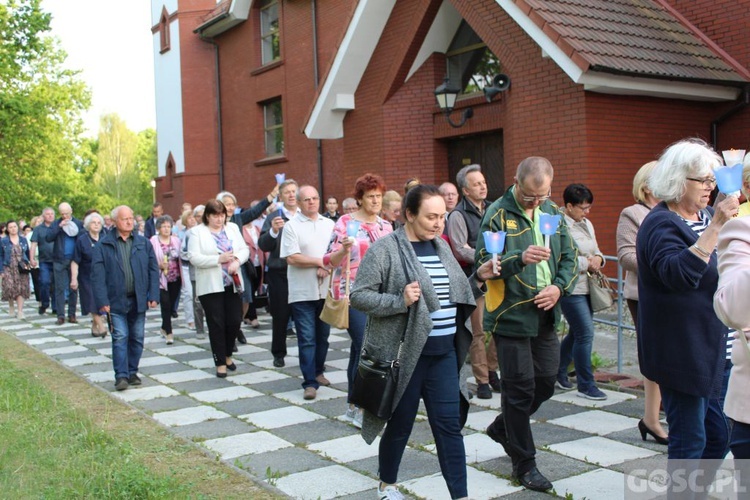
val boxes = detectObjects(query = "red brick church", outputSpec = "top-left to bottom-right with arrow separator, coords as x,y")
150,0 -> 749,254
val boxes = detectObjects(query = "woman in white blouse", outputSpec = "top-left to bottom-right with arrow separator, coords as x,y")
188,199 -> 249,377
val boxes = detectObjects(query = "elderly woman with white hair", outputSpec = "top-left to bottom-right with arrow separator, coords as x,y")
637,138 -> 737,461
71,212 -> 106,336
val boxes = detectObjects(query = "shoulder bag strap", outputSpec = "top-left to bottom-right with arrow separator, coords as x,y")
395,238 -> 412,352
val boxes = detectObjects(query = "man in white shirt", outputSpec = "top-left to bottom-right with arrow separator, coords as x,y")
280,185 -> 335,400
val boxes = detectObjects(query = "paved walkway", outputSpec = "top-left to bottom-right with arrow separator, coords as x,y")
1,301 -> 671,499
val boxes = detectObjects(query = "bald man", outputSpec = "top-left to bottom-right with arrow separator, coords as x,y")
46,202 -> 84,325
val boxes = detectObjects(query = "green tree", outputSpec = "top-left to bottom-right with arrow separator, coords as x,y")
93,113 -> 156,217
0,0 -> 92,220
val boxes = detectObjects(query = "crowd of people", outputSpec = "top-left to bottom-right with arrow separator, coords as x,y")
2,137 -> 749,498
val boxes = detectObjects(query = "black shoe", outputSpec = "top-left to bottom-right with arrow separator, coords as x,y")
286,328 -> 296,337
38,306 -> 46,315
128,374 -> 142,386
638,419 -> 669,445
171,311 -> 178,318
216,370 -> 227,378
114,378 -> 129,391
486,420 -> 513,458
237,330 -> 247,344
488,371 -> 502,392
516,467 -> 552,492
232,342 -> 238,353
476,383 -> 492,399
273,357 -> 285,368
227,363 -> 237,371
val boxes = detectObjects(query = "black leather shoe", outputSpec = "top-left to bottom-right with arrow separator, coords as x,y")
237,330 -> 247,344
476,383 -> 492,399
128,374 -> 142,386
232,342 -> 238,353
516,467 -> 552,492
486,422 -> 512,457
273,357 -> 285,368
227,363 -> 237,371
216,370 -> 227,378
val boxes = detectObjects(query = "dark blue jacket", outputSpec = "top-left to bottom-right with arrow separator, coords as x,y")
91,230 -> 160,315
636,202 -> 726,398
45,217 -> 84,263
0,236 -> 30,273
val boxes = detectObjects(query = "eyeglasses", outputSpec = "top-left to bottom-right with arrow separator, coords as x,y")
517,184 -> 551,203
575,204 -> 592,212
687,177 -> 717,189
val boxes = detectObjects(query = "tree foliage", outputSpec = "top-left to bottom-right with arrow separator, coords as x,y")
93,113 -> 156,217
0,0 -> 94,220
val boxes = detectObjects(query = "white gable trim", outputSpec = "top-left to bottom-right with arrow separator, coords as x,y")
304,0 -> 397,139
495,0 -> 740,102
406,1 -> 462,82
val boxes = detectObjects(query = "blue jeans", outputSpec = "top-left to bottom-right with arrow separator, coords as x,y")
346,307 -> 366,403
291,300 -> 330,389
379,350 -> 467,499
110,297 -> 146,380
53,259 -> 77,318
559,295 -> 596,391
661,385 -> 730,459
729,418 -> 750,495
38,261 -> 55,310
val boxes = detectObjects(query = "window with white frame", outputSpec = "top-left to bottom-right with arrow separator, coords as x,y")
260,0 -> 280,64
263,99 -> 284,157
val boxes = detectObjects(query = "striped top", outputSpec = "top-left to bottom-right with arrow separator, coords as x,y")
412,240 -> 456,355
679,209 -> 731,359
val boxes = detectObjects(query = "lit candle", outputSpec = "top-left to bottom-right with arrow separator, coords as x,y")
483,231 -> 506,274
538,213 -> 561,249
275,173 -> 286,185
346,220 -> 361,244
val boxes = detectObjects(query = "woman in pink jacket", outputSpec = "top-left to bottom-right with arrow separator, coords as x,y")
150,215 -> 183,345
714,215 -> 750,461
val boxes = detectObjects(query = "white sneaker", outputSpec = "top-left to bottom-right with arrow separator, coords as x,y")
344,406 -> 357,423
377,484 -> 404,500
353,409 -> 363,429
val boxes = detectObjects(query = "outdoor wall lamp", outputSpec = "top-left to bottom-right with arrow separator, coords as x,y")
434,77 -> 473,128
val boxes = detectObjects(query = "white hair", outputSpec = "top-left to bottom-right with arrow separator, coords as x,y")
83,212 -> 104,231
648,139 -> 721,203
216,191 -> 236,204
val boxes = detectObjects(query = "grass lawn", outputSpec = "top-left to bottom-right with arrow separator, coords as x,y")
0,331 -> 280,499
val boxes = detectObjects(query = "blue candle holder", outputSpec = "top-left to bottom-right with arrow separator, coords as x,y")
483,231 -> 506,254
539,213 -> 560,236
275,173 -> 285,185
346,220 -> 361,238
714,163 -> 743,196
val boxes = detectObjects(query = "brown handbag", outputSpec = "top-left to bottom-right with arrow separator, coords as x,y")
319,254 -> 350,329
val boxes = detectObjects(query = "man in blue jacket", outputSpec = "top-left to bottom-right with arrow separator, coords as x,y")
46,202 -> 84,324
92,205 -> 160,391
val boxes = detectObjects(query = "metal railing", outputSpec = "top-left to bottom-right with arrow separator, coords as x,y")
591,255 -> 634,373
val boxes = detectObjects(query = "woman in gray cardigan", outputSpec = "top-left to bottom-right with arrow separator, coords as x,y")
350,184 -> 497,500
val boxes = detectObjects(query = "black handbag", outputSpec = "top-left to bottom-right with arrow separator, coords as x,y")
18,260 -> 31,274
351,238 -> 410,420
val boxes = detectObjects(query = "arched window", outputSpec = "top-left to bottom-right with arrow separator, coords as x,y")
159,7 -> 171,54
165,153 -> 175,192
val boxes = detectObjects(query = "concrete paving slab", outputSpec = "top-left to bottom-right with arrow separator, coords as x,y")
42,345 -> 89,355
203,431 -> 292,459
308,434 -> 380,463
552,467 -> 626,499
172,417 -> 257,442
274,386 -> 346,405
550,387 -> 636,408
547,436 -> 660,467
241,406 -> 324,430
272,464 -> 377,500
150,368 -> 214,384
61,354 -> 111,367
549,409 -> 641,436
404,467 -> 522,500
229,369 -> 290,386
152,405 -> 231,427
190,386 -> 263,403
236,446 -> 333,477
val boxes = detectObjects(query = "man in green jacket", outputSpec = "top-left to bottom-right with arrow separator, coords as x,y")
475,156 -> 578,492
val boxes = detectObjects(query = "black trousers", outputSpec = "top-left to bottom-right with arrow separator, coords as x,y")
491,309 -> 558,476
199,286 -> 242,367
245,265 -> 262,321
160,280 -> 181,334
266,269 -> 290,359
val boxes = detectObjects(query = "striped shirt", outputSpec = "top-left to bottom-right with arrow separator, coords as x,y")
680,209 -> 731,359
412,241 -> 456,355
